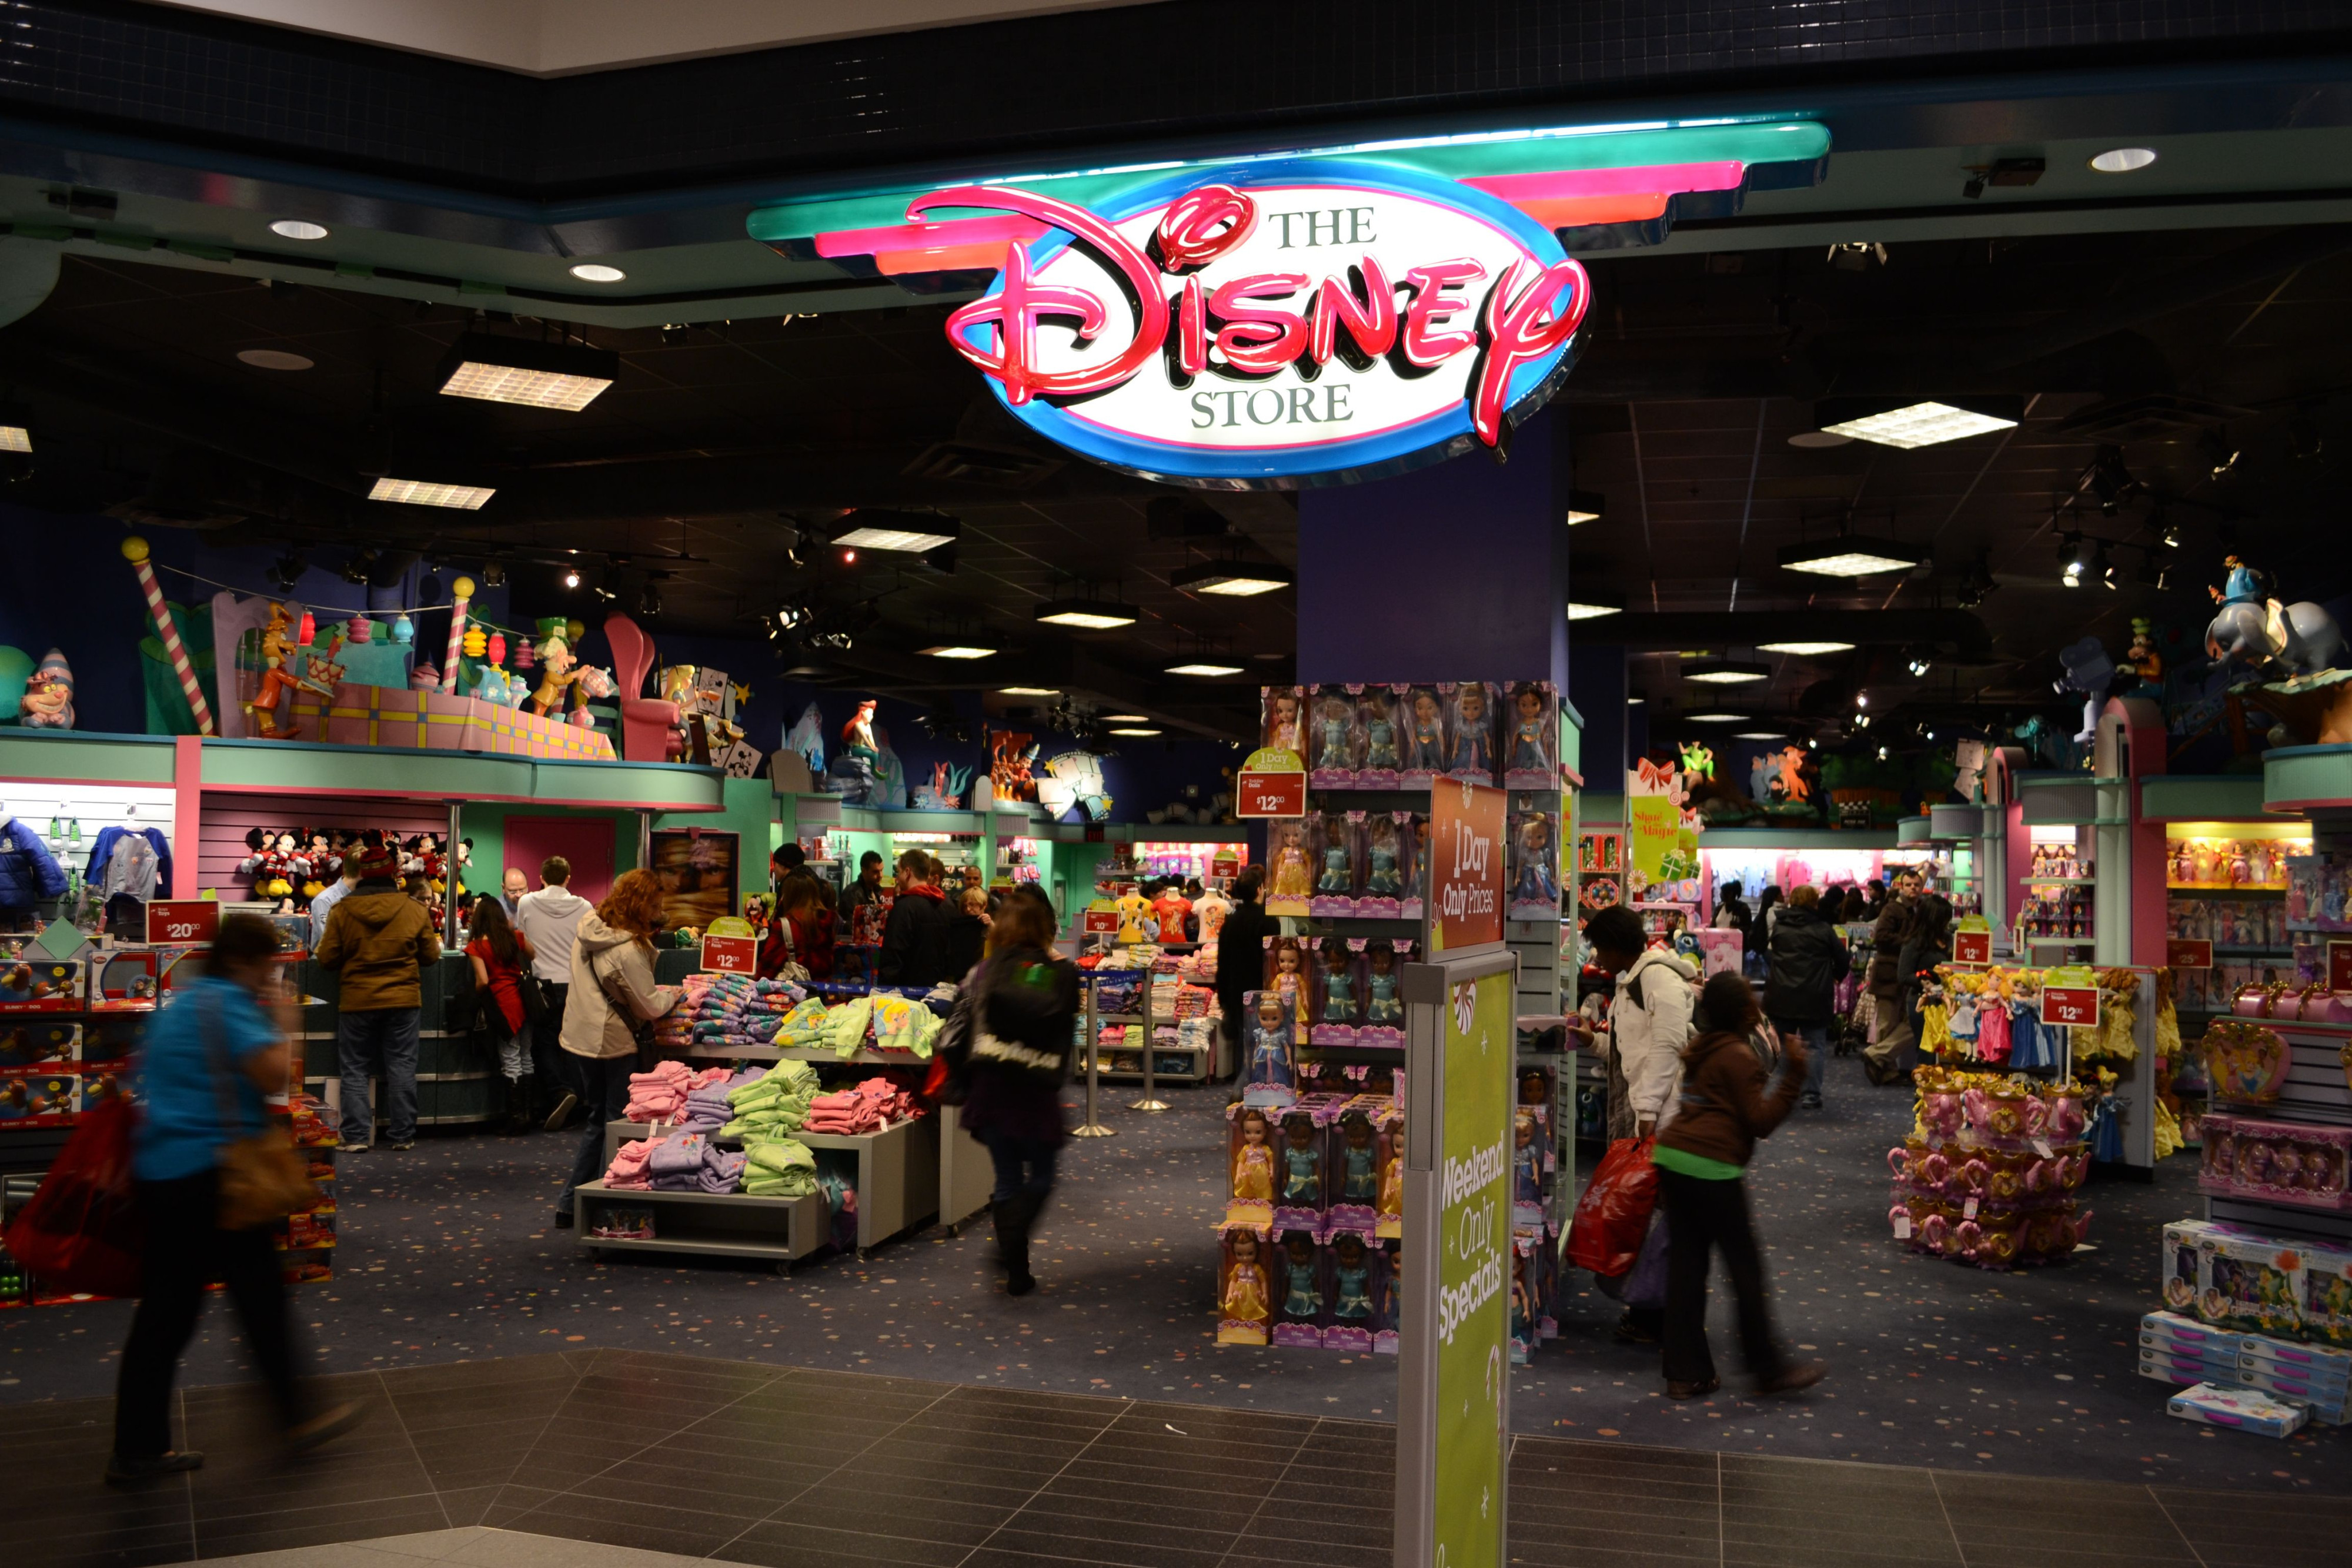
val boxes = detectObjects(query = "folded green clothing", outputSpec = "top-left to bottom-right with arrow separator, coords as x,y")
728,1059 -> 819,1108
767,998 -> 832,1047
826,995 -> 874,1057
719,1101 -> 809,1139
743,1171 -> 818,1198
745,1137 -> 817,1175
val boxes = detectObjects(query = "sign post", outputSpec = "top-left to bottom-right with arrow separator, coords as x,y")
1396,945 -> 1516,1568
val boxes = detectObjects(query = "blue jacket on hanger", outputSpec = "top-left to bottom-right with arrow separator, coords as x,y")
86,825 -> 172,900
0,818 -> 66,910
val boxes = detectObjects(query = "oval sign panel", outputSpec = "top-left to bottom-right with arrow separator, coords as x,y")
917,160 -> 1591,488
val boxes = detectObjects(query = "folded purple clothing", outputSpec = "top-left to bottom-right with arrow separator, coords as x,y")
645,1134 -> 707,1175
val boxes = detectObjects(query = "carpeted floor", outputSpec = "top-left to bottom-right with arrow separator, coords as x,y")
0,1052 -> 2341,1493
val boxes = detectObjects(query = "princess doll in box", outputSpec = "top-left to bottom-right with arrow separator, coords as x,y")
1512,1111 -> 1544,1209
1311,685 -> 1359,779
1266,823 -> 1314,915
1399,813 -> 1431,919
1403,686 -> 1448,781
1262,686 -> 1304,754
1217,1229 -> 1271,1345
1359,687 -> 1402,779
1362,815 -> 1405,910
1274,1231 -> 1325,1346
1448,683 -> 1495,780
1364,942 -> 1404,1029
1375,1241 -> 1403,1351
1509,810 -> 1561,916
1312,814 -> 1355,904
1319,941 -> 1360,1029
1242,994 -> 1298,1107
1377,1112 -> 1405,1237
1328,1235 -> 1375,1350
1266,937 -> 1308,1041
1230,1106 -> 1277,1220
1278,1111 -> 1325,1212
1505,682 -> 1553,785
1336,1112 -> 1381,1209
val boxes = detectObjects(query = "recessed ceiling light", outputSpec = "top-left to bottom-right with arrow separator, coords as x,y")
1778,536 -> 1922,577
998,687 -> 1061,697
368,477 -> 496,510
2089,147 -> 2157,173
237,348 -> 314,371
920,645 -> 995,660
436,332 -> 617,412
1563,489 -> 1605,526
826,511 -> 960,553
1170,560 -> 1292,596
1627,696 -> 1645,706
1566,596 -> 1624,621
1035,597 -> 1137,630
1734,731 -> 1787,740
1100,713 -> 1151,722
569,262 -> 627,283
1682,661 -> 1771,685
269,219 -> 329,241
0,426 -> 31,453
1817,399 -> 2021,450
1686,713 -> 1750,724
1757,640 -> 1857,656
1787,430 -> 1853,449
1108,727 -> 1161,737
1167,661 -> 1244,677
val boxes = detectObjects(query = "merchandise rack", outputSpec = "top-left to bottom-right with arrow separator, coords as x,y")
573,1179 -> 827,1272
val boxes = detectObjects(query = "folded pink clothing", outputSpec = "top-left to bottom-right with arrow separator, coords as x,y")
602,1138 -> 655,1188
687,1065 -> 733,1091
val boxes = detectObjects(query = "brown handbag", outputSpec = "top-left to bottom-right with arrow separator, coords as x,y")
203,991 -> 317,1231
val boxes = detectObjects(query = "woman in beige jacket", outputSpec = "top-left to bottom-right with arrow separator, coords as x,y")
554,870 -> 680,1227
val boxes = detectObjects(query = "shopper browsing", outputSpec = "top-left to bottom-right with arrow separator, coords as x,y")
944,884 -> 991,978
1654,971 -> 1823,1400
839,850 -> 886,928
498,868 -> 528,920
760,870 -> 840,981
465,897 -> 537,1132
513,857 -> 593,1129
316,840 -> 441,1152
953,885 -> 1080,1296
1763,885 -> 1847,1111
554,870 -> 681,1228
1214,868 -> 1271,1066
305,855 -> 362,951
111,912 -> 366,1483
878,848 -> 951,987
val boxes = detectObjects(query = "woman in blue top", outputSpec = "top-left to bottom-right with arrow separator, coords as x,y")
111,914 -> 365,1483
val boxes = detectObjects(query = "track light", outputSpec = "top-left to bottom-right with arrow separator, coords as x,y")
563,567 -> 581,590
267,550 -> 305,592
2288,413 -> 2324,461
2201,429 -> 2239,482
639,582 -> 663,618
2090,446 -> 2136,514
342,549 -> 377,585
480,560 -> 507,588
1906,651 -> 1932,678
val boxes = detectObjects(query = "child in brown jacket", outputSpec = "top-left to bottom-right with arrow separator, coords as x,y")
1652,971 -> 1825,1399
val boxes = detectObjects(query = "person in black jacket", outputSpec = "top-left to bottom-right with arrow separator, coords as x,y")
877,850 -> 951,987
1762,885 -> 1849,1110
956,886 -> 1080,1295
1214,868 -> 1271,1073
943,884 -> 990,980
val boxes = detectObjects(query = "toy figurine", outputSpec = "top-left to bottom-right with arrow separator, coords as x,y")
1262,686 -> 1304,754
1243,994 -> 1298,1102
1339,1114 -> 1379,1204
1507,682 -> 1552,780
1232,1108 -> 1277,1206
1448,683 -> 1494,778
1360,688 -> 1402,774
1377,1116 -> 1405,1230
246,604 -> 305,738
1220,1229 -> 1271,1330
1513,1111 -> 1543,1206
1281,1113 -> 1323,1206
1511,810 -> 1562,912
298,831 -> 335,902
1312,686 -> 1357,774
1332,1235 -> 1374,1324
527,631 -> 582,716
1315,820 -> 1351,895
1279,1232 -> 1323,1321
1364,817 -> 1404,898
841,700 -> 881,763
2126,616 -> 2164,684
1365,943 -> 1403,1026
1404,686 -> 1447,776
1321,942 -> 1359,1025
1267,822 -> 1314,912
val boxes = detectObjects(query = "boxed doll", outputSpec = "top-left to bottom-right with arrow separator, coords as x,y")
1357,813 -> 1409,917
1272,1105 -> 1329,1229
2167,1381 -> 2310,1438
1227,1101 -> 1280,1225
1271,1226 -> 1329,1348
1399,684 -> 1449,788
0,1022 -> 79,1072
1239,989 -> 1299,1109
2295,1239 -> 2352,1348
1358,940 -> 1410,1048
1311,938 -> 1362,1047
1264,820 -> 1314,918
1324,1232 -> 1381,1352
2199,1228 -> 2307,1337
1329,1108 -> 1385,1226
1308,813 -> 1358,918
1374,1239 -> 1404,1353
1260,685 -> 1306,757
1440,681 -> 1500,782
87,951 -> 160,1011
1398,813 -> 1431,921
1508,803 -> 1562,920
1264,935 -> 1311,1044
1308,684 -> 1361,788
1217,1225 -> 1274,1346
1357,686 -> 1406,787
1502,681 -> 1558,789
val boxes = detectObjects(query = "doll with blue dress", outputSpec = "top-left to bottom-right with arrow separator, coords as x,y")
1320,941 -> 1360,1027
1242,992 -> 1298,1106
1365,942 -> 1404,1027
1331,1235 -> 1374,1326
1509,809 -> 1562,915
1311,685 -> 1359,780
1338,1113 -> 1381,1205
1277,1231 -> 1325,1343
1505,682 -> 1555,784
1279,1111 -> 1324,1209
1448,683 -> 1496,780
1402,686 -> 1448,780
1359,687 -> 1402,775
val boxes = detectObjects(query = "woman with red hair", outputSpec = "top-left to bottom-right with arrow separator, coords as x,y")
553,870 -> 680,1228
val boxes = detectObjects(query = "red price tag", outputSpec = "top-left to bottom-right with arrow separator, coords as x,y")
700,934 -> 758,975
1235,768 -> 1307,818
2040,985 -> 2100,1028
144,900 -> 219,945
1951,930 -> 1990,967
2330,941 -> 2352,992
1083,907 -> 1120,935
2167,938 -> 2213,971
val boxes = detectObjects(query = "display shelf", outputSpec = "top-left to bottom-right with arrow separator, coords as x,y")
2167,886 -> 2286,897
799,1115 -> 940,1254
767,1045 -> 930,1067
2023,876 -> 2097,886
572,1181 -> 827,1272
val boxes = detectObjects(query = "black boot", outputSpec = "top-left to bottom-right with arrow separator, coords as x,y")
991,1198 -> 1036,1296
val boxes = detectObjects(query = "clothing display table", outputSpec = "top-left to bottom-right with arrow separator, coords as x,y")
571,1179 -> 826,1273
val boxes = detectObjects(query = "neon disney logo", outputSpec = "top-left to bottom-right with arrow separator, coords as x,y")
918,162 -> 1591,485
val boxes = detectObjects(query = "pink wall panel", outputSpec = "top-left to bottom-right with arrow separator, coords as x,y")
196,793 -> 450,900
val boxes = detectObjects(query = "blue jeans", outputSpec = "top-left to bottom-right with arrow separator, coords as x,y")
1770,1020 -> 1830,1102
338,1007 -> 419,1146
560,1055 -> 636,1217
981,1129 -> 1059,1205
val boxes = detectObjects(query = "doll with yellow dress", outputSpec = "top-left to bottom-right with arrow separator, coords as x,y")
1228,1105 -> 1278,1223
1217,1227 -> 1272,1345
1264,937 -> 1310,1044
1376,1110 -> 1405,1238
1265,821 -> 1314,916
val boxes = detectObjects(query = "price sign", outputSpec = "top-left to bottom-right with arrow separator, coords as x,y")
145,900 -> 219,945
1235,767 -> 1307,818
700,934 -> 758,975
2330,940 -> 2352,992
2040,985 -> 2100,1028
2167,938 -> 2214,971
1429,777 -> 1507,952
1083,904 -> 1120,935
1951,930 -> 1991,967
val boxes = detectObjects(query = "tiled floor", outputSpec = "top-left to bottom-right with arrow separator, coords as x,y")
22,1349 -> 2352,1568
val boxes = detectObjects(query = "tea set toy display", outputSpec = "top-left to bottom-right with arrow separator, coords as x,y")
1886,1068 -> 2093,1268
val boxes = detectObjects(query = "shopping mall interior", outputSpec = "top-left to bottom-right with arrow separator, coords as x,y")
3,4 -> 2352,1566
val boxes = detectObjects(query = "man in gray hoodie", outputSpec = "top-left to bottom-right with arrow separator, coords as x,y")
513,857 -> 594,1129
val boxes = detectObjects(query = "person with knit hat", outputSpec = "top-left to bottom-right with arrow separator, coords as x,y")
316,836 -> 440,1151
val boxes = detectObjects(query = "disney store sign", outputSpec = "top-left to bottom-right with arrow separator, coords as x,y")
889,161 -> 1591,487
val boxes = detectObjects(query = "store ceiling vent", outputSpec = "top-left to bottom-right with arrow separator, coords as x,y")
904,442 -> 1064,489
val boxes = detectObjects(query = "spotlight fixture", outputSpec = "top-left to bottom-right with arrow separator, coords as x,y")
1877,745 -> 1889,761
1756,640 -> 1856,656
2288,413 -> 2325,461
1905,651 -> 1933,678
1565,593 -> 1625,621
1170,560 -> 1293,597
341,549 -> 377,585
1108,726 -> 1161,737
1815,396 -> 2021,449
569,263 -> 627,283
269,219 -> 329,240
2201,429 -> 2240,482
1856,691 -> 1870,709
825,510 -> 961,553
2154,507 -> 2180,549
368,477 -> 495,510
1167,661 -> 1245,677
920,645 -> 997,660
639,582 -> 663,618
1855,713 -> 1872,729
266,550 -> 304,591
479,560 -> 507,588
1563,490 -> 1605,526
563,567 -> 582,590
2089,147 -> 2158,173
1778,535 -> 1922,578
1681,660 -> 1770,686
436,332 -> 618,412
2089,445 -> 2137,513
1035,596 -> 1138,630
998,687 -> 1061,697
1958,555 -> 1998,608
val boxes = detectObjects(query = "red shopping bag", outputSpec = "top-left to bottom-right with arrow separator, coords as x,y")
2,1095 -> 143,1298
1563,1135 -> 1658,1277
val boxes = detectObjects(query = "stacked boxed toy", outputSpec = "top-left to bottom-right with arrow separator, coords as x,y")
1216,1091 -> 1404,1352
2145,1219 -> 2352,1430
1887,1068 -> 2093,1265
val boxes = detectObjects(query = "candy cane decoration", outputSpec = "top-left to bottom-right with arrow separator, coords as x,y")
121,536 -> 215,734
440,576 -> 476,693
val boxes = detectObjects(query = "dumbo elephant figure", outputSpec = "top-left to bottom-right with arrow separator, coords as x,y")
2206,597 -> 2345,676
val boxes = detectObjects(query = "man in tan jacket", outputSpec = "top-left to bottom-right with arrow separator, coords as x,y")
316,840 -> 441,1151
